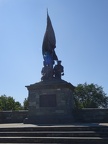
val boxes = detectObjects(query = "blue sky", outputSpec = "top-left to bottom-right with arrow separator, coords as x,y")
0,0 -> 108,104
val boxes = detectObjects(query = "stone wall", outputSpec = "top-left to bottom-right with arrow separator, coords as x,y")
74,108 -> 108,123
0,110 -> 28,123
0,109 -> 108,123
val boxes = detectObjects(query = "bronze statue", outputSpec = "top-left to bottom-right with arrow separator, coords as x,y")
54,61 -> 64,79
41,61 -> 53,81
41,11 -> 64,81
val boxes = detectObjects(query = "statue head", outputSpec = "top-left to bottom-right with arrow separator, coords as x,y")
57,60 -> 61,65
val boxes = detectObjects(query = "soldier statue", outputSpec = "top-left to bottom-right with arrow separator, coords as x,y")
53,60 -> 64,79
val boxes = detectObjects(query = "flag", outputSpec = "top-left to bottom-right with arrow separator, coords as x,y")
42,11 -> 58,60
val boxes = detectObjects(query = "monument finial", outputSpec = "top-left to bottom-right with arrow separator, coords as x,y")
47,8 -> 48,15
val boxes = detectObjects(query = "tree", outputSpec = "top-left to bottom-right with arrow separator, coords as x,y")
0,95 -> 23,111
74,83 -> 108,109
23,97 -> 28,110
14,101 -> 23,110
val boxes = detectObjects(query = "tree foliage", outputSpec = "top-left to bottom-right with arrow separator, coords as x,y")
0,95 -> 23,111
74,83 -> 108,109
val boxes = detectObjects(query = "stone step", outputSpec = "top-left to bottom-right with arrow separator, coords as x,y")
0,126 -> 108,132
0,131 -> 108,137
0,124 -> 108,143
0,136 -> 108,143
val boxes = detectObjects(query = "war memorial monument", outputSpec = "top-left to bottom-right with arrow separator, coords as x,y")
0,11 -> 108,144
25,12 -> 75,124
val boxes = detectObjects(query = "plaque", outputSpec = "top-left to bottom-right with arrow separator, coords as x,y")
39,94 -> 56,107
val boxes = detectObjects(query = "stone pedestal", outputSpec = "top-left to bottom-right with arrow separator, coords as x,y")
24,79 -> 75,124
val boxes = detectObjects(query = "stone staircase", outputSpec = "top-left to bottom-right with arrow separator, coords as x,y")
0,124 -> 108,143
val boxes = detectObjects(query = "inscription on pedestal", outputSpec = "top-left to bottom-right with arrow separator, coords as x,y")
39,94 -> 57,107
